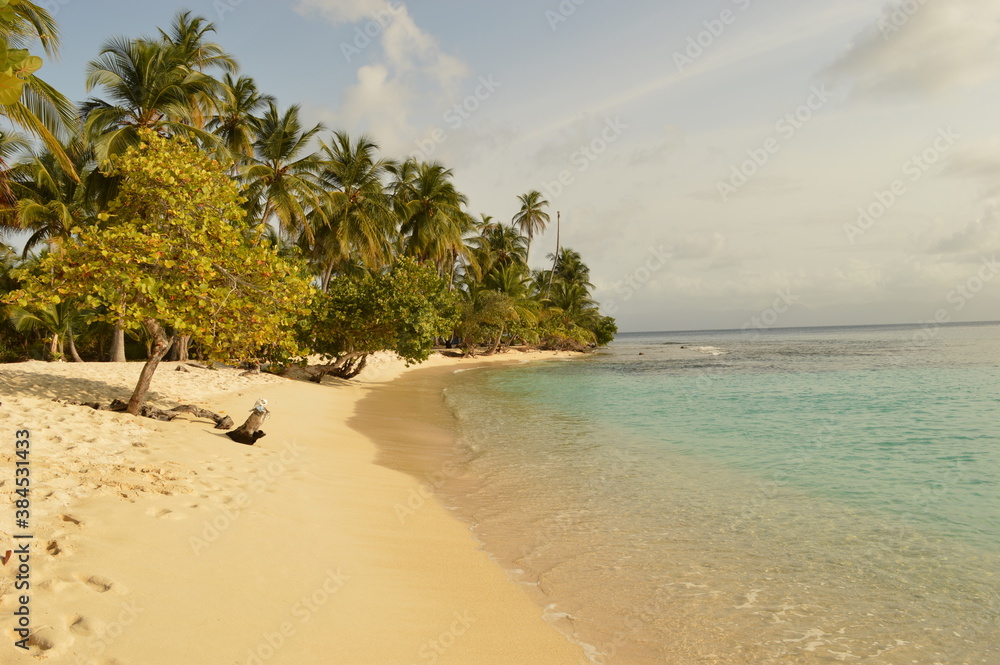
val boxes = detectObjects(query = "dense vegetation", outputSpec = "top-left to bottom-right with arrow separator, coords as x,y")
0,7 -> 617,401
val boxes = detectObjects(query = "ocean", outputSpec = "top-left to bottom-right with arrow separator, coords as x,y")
438,323 -> 1000,664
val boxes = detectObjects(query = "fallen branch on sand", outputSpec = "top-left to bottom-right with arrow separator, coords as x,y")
59,399 -> 234,429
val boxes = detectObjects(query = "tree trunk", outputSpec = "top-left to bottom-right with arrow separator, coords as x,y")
227,402 -> 269,445
487,333 -> 503,356
126,318 -> 174,416
67,329 -> 84,362
48,333 -> 60,361
546,211 -> 561,295
109,324 -> 127,362
169,334 -> 191,361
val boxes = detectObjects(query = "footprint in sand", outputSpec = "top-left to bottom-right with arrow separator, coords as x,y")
25,626 -> 72,656
69,615 -> 94,637
145,507 -> 187,521
79,575 -> 117,593
46,540 -> 67,556
61,514 -> 83,526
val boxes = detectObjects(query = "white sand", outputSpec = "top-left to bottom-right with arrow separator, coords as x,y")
0,353 -> 586,664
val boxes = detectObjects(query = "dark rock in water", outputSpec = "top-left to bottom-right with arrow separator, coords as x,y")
639,352 -> 645,356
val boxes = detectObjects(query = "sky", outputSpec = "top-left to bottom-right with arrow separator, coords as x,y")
17,0 -> 1000,332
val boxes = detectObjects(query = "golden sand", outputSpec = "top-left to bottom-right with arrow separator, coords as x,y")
0,353 -> 585,664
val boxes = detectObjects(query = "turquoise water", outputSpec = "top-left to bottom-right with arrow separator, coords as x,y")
441,323 -> 1000,664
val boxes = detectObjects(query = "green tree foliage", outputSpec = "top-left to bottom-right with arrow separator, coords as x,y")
5,130 -> 314,412
306,258 -> 459,379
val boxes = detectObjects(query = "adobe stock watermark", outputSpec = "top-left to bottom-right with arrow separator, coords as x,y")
887,255 -> 1000,366
410,612 -> 476,665
394,460 -> 462,524
189,441 -> 304,555
717,85 -> 834,202
741,287 -> 799,337
70,601 -> 144,665
603,245 -> 672,316
243,569 -> 350,665
844,127 -> 960,244
545,0 -> 588,31
673,0 -> 754,72
878,0 -> 931,40
339,2 -> 406,63
36,0 -> 73,15
213,0 -> 245,20
541,117 -> 629,203
409,75 -> 502,161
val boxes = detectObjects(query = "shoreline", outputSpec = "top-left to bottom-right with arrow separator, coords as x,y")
0,353 -> 587,664
350,352 -> 601,661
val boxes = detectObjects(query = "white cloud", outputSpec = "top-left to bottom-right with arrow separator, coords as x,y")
828,0 -> 1000,98
294,0 -> 470,155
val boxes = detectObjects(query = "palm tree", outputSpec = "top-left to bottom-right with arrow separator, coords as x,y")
395,160 -> 474,279
512,190 -> 550,264
310,131 -> 396,289
159,11 -> 237,74
158,11 -> 237,130
7,290 -> 93,362
5,138 -> 94,257
466,222 -> 527,282
240,102 -> 326,240
0,1 -> 78,178
81,35 -> 221,160
550,247 -> 593,288
207,74 -> 273,167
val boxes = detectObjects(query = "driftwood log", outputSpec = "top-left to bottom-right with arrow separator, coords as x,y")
61,399 -> 233,428
226,399 -> 269,445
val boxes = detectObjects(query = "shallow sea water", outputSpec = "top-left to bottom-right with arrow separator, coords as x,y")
439,323 -> 1000,664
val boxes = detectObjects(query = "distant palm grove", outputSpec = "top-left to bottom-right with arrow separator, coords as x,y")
0,6 -> 617,379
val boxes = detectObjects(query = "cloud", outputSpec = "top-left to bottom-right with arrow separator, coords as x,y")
925,207 -> 1000,256
294,1 -> 470,155
827,0 -> 1000,98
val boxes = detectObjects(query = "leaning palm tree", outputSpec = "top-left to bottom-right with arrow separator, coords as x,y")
0,1 -> 77,178
81,35 -> 222,160
240,102 -> 327,240
310,131 -> 396,289
512,190 -> 550,264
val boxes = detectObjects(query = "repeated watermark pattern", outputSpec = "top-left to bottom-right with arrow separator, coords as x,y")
877,0 -> 931,40
410,75 -> 502,162
545,0 -> 590,32
603,245 -> 672,316
673,0 -> 754,72
541,117 -> 629,203
717,85 -> 833,201
189,441 -> 303,555
844,127 -> 960,244
339,3 -> 406,63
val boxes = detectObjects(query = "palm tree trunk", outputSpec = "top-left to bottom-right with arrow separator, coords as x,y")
109,323 -> 127,362
546,212 -> 561,295
49,333 -> 60,361
67,329 -> 84,362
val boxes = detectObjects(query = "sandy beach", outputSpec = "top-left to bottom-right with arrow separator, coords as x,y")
0,352 -> 586,664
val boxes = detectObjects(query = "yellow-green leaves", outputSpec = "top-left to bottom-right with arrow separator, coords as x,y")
9,129 -> 315,362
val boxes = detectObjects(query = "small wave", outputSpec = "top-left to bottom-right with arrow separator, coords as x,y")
452,366 -> 485,374
695,346 -> 728,356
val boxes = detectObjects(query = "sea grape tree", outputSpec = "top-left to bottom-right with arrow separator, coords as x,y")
6,129 -> 315,413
